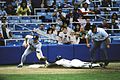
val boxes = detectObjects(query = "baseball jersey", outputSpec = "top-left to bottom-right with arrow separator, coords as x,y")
28,39 -> 42,51
85,28 -> 109,41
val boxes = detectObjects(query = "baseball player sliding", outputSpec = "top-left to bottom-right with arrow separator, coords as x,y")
17,35 -> 49,68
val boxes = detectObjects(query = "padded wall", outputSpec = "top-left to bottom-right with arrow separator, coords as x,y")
0,44 -> 120,65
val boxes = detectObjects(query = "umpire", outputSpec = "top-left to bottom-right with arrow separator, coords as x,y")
85,25 -> 110,67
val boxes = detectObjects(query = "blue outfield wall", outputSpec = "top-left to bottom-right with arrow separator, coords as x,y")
0,44 -> 120,65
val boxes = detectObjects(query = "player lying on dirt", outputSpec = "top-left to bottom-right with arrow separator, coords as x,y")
47,56 -> 107,68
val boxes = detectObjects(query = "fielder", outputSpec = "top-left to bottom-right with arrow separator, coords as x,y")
17,35 -> 48,68
85,25 -> 110,68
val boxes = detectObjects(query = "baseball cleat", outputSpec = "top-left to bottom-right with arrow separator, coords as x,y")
17,64 -> 23,68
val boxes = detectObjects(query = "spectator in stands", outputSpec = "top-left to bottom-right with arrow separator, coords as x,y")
46,28 -> 56,41
0,33 -> 5,46
75,32 -> 80,44
58,27 -> 71,44
111,13 -> 118,22
100,20 -> 111,34
66,10 -> 73,26
79,32 -> 86,44
69,32 -> 78,44
0,6 -> 7,16
51,24 -> 58,36
93,5 -> 101,14
72,0 -> 85,8
45,7 -> 52,22
57,8 -> 67,25
33,24 -> 46,36
46,0 -> 56,8
101,0 -> 112,7
77,15 -> 86,28
73,8 -> 81,27
79,27 -> 86,38
111,13 -> 119,33
74,24 -> 81,33
80,2 -> 94,15
52,8 -> 66,24
101,0 -> 112,14
5,3 -> 16,15
62,0 -> 72,8
84,18 -> 91,31
16,0 -> 31,16
1,16 -> 12,39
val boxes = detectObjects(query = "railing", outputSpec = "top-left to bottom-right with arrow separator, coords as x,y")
0,15 -> 120,46
34,6 -> 120,14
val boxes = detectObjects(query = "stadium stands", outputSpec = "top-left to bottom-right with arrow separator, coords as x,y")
0,0 -> 120,46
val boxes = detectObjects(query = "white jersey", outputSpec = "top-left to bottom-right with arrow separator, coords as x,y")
55,59 -> 100,68
22,35 -> 33,46
27,38 -> 42,52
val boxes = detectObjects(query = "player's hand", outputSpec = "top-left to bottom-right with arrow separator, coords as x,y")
24,44 -> 28,48
107,44 -> 110,48
86,44 -> 90,48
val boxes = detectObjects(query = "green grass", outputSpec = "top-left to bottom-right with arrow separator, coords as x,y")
0,71 -> 120,80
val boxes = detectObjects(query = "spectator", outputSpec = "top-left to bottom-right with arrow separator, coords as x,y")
93,5 -> 101,14
62,0 -> 72,8
45,7 -> 52,22
100,20 -> 111,34
1,16 -> 12,39
80,2 -> 94,15
77,15 -> 86,28
33,24 -> 46,36
57,8 -> 66,25
52,8 -> 66,24
46,28 -> 56,42
101,0 -> 112,14
69,32 -> 78,44
16,1 -> 31,16
72,0 -> 85,8
59,27 -> 71,44
66,10 -> 73,26
5,4 -> 16,15
0,33 -> 5,46
84,18 -> 91,31
0,6 -> 7,16
101,0 -> 112,7
51,24 -> 58,36
46,0 -> 56,8
111,13 -> 119,33
73,8 -> 82,26
111,13 -> 118,22
74,24 -> 81,33
79,32 -> 86,44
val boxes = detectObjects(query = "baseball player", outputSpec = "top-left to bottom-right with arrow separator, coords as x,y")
17,35 -> 48,68
85,25 -> 110,68
48,56 -> 101,68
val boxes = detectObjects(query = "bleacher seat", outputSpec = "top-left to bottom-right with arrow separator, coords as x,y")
20,20 -> 31,23
31,19 -> 42,23
8,20 -> 19,23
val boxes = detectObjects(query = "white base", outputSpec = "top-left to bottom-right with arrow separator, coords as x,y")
28,64 -> 45,68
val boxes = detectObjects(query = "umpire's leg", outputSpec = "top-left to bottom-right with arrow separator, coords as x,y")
90,42 -> 99,63
100,41 -> 109,66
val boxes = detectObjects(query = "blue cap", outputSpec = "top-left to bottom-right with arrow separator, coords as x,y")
33,35 -> 39,40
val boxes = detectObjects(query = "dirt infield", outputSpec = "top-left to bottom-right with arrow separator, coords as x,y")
0,63 -> 120,74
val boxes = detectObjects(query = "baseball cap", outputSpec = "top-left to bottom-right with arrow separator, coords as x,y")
33,35 -> 39,40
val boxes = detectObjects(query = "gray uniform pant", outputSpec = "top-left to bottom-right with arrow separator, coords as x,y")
90,40 -> 108,63
20,46 -> 44,65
